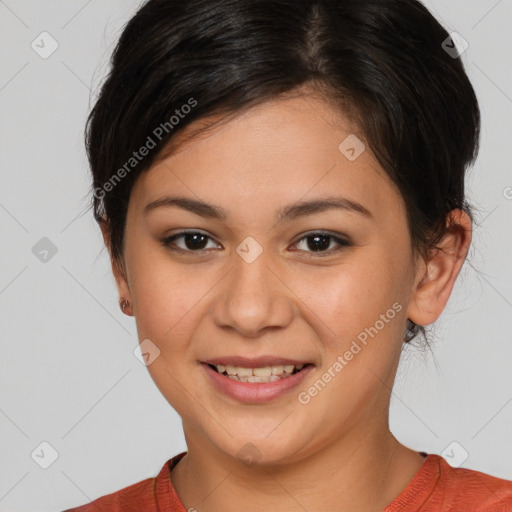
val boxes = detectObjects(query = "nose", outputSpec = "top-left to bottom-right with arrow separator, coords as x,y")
211,246 -> 294,338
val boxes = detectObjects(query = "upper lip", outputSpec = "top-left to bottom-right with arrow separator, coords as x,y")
203,356 -> 312,367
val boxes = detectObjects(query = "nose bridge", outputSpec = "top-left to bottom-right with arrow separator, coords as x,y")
214,239 -> 293,336
232,242 -> 271,293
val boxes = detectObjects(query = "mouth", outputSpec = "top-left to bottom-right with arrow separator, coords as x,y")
201,357 -> 314,403
206,362 -> 308,383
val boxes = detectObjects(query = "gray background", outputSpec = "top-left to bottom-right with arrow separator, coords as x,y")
0,0 -> 511,510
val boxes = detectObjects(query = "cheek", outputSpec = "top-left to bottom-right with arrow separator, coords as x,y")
128,260 -> 204,412
293,250 -> 404,345
127,244 -> 213,341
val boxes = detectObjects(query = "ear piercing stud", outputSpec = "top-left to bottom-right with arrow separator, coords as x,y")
120,298 -> 132,315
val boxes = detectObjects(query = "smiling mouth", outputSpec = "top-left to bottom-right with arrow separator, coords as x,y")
207,363 -> 309,383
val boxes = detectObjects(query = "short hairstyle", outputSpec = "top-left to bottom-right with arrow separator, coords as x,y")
86,0 -> 480,344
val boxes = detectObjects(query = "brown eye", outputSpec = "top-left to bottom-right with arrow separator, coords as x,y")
292,232 -> 352,256
161,230 -> 351,257
161,231 -> 220,253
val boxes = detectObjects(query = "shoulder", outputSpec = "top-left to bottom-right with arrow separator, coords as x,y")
62,474 -> 159,512
433,454 -> 512,511
62,453 -> 186,512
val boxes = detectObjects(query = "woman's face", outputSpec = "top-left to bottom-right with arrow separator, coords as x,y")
113,90 -> 426,465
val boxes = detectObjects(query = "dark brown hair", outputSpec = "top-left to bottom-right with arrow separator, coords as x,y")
85,0 -> 480,343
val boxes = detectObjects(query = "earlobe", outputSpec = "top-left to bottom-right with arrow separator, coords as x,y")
406,209 -> 472,327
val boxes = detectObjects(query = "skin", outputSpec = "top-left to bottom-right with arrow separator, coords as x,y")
101,86 -> 472,511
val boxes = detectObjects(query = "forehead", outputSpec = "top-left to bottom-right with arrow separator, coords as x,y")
159,89 -> 359,161
130,92 -> 401,223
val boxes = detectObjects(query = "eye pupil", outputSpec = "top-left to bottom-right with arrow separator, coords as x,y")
185,233 -> 208,250
307,234 -> 330,252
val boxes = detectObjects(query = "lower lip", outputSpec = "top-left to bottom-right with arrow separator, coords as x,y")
202,363 -> 314,404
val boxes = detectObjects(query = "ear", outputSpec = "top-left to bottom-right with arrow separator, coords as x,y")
100,219 -> 132,306
406,209 -> 472,326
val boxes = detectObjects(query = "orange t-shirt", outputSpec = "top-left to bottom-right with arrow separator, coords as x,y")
64,451 -> 512,511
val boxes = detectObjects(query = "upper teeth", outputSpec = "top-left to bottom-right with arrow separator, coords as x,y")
215,364 -> 304,378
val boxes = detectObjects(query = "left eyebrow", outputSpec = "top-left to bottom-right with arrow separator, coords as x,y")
142,195 -> 372,221
276,196 -> 373,222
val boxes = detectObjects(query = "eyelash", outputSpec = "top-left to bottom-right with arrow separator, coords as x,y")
160,230 -> 352,257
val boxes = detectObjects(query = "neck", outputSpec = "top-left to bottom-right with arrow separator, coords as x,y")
171,422 -> 425,512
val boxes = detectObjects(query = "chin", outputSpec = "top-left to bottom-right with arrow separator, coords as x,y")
209,430 -> 309,468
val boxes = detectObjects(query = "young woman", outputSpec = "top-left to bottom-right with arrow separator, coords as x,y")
65,0 -> 512,510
